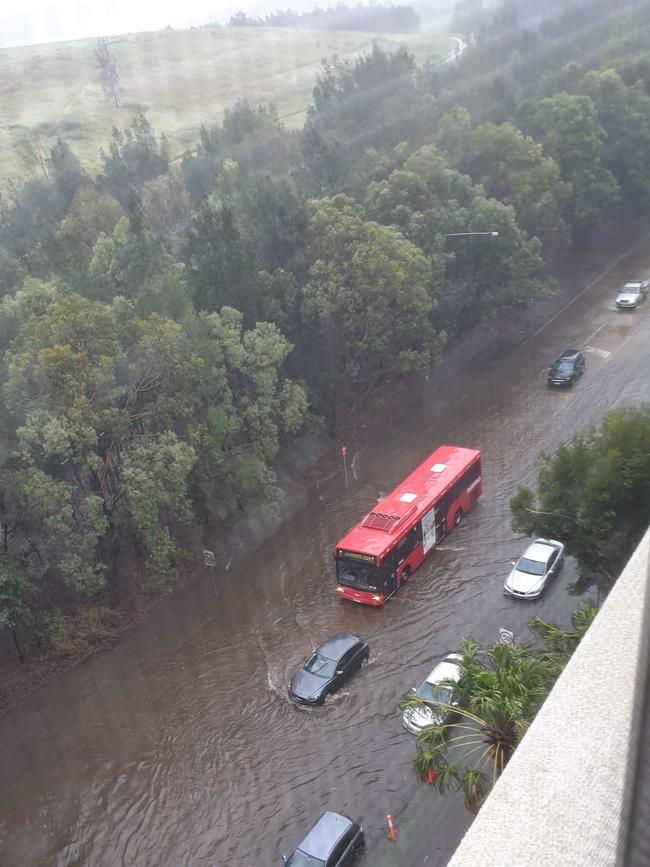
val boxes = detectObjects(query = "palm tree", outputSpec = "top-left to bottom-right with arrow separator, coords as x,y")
400,602 -> 598,811
400,638 -> 557,811
528,600 -> 597,676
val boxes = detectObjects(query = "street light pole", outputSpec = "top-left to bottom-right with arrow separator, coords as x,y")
203,549 -> 217,597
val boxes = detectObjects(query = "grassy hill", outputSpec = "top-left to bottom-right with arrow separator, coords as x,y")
0,26 -> 452,184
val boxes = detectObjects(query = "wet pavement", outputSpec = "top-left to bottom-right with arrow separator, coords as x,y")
1,235 -> 649,867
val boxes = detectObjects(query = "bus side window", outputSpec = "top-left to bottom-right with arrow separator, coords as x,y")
466,460 -> 481,484
438,494 -> 451,522
445,460 -> 480,517
397,525 -> 420,561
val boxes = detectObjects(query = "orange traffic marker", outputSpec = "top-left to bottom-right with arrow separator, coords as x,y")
386,814 -> 397,842
427,768 -> 437,785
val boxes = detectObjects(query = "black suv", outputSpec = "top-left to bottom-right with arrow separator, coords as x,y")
283,812 -> 364,866
547,350 -> 586,388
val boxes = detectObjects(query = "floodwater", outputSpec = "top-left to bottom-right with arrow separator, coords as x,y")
1,239 -> 649,867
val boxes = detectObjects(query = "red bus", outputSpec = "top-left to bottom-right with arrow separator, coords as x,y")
334,445 -> 482,605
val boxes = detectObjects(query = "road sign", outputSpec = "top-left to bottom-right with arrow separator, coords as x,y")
499,627 -> 514,646
341,445 -> 347,456
203,549 -> 216,568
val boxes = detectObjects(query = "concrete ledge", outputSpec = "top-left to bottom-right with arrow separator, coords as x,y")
448,529 -> 650,867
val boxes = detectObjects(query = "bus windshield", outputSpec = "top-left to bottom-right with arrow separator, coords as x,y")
336,557 -> 379,590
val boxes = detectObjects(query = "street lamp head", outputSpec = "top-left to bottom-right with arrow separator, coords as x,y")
442,230 -> 499,239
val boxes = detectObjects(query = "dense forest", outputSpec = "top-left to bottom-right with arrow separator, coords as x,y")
1,0 -> 649,656
228,3 -> 421,33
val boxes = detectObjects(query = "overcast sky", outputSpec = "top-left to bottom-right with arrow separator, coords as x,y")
0,0 -> 325,49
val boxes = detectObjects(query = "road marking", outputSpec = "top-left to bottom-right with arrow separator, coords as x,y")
585,323 -> 606,344
584,346 -> 612,358
522,231 -> 650,345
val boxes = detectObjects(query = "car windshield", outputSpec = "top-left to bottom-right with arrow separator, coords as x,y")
304,652 -> 337,679
415,683 -> 454,704
621,285 -> 640,293
285,851 -> 326,867
553,360 -> 574,372
516,557 -> 547,575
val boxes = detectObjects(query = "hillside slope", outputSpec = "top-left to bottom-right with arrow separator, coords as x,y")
0,26 -> 452,182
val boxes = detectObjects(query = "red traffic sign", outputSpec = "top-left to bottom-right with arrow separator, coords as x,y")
341,446 -> 347,456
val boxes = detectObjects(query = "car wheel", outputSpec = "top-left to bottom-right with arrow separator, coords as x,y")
454,508 -> 464,527
401,567 -> 411,585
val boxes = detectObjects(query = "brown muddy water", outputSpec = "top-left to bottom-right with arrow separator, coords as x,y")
1,241 -> 649,866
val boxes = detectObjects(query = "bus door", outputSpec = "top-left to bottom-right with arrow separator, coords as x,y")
378,554 -> 397,597
421,506 -> 437,554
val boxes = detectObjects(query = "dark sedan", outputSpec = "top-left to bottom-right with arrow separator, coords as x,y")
282,811 -> 364,866
547,349 -> 586,387
289,633 -> 369,705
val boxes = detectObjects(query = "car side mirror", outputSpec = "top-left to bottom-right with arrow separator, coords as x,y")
281,856 -> 288,864
336,669 -> 344,676
410,686 -> 416,694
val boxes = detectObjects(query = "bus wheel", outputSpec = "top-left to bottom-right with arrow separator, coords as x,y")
401,568 -> 411,585
454,508 -> 464,527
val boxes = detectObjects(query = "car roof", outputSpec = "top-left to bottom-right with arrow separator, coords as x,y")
425,656 -> 462,685
299,811 -> 353,858
317,633 -> 361,659
524,540 -> 557,562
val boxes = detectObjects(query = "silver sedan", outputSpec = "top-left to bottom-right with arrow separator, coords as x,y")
402,653 -> 462,733
615,279 -> 649,309
504,538 -> 565,600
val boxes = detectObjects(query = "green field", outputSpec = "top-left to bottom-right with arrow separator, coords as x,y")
0,26 -> 452,184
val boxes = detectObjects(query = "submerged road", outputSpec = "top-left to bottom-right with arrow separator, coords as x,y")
1,237 -> 649,866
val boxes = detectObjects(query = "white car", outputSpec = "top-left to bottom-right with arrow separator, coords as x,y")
402,653 -> 462,734
615,280 -> 649,309
504,538 -> 565,600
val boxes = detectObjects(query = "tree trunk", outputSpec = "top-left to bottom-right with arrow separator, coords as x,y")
12,627 -> 26,664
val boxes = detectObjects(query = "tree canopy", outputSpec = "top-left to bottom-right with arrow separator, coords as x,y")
510,405 -> 650,589
1,0 -> 647,656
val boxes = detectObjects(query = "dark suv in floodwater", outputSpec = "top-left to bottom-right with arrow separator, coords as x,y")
547,350 -> 586,388
282,811 -> 364,866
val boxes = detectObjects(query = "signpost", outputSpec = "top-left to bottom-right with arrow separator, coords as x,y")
341,445 -> 349,489
204,549 -> 217,597
499,627 -> 514,646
